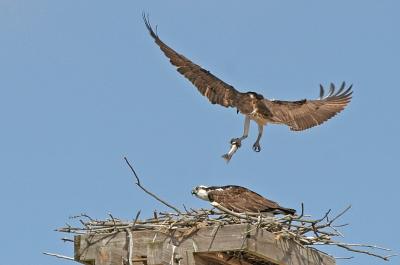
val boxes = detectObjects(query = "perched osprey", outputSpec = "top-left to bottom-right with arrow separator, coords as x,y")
143,15 -> 353,161
192,185 -> 296,215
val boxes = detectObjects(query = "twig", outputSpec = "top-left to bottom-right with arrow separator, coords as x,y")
133,210 -> 141,227
207,224 -> 221,251
125,228 -> 134,265
183,204 -> 190,214
328,205 -> 352,225
70,213 -> 94,221
333,223 -> 349,228
334,256 -> 354,260
123,157 -> 182,214
108,213 -> 117,229
317,242 -> 392,251
335,243 -> 396,261
240,223 -> 252,250
43,252 -> 75,261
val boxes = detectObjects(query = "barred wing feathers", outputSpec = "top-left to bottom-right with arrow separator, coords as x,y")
143,15 -> 240,108
208,185 -> 294,214
265,82 -> 353,131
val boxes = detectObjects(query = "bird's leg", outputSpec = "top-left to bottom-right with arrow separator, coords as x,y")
222,116 -> 250,162
230,116 -> 250,146
252,124 -> 264,152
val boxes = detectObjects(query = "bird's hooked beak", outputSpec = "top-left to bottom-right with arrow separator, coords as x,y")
191,188 -> 196,196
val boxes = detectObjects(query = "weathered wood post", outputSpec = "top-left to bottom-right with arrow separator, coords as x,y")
74,223 -> 335,265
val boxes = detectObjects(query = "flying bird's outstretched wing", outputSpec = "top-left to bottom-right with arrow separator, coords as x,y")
144,14 -> 353,160
264,82 -> 352,131
143,14 -> 240,108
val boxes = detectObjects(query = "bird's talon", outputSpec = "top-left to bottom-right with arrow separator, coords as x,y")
230,138 -> 239,144
230,138 -> 241,147
253,143 -> 261,152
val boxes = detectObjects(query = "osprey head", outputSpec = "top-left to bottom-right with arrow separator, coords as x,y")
191,185 -> 210,201
246,92 -> 264,100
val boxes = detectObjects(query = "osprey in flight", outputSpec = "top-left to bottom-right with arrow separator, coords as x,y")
143,15 -> 353,161
192,185 -> 296,215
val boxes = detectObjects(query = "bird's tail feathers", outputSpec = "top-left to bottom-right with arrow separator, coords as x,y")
278,207 -> 296,215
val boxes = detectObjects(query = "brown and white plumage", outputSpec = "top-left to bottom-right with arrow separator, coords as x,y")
144,15 -> 353,161
264,83 -> 352,131
192,185 -> 295,215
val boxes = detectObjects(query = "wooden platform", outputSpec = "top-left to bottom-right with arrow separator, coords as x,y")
74,223 -> 335,265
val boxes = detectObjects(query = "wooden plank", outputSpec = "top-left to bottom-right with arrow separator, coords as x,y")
74,224 -> 335,265
146,241 -> 163,265
194,252 -> 255,265
182,224 -> 249,252
75,233 -> 127,265
75,230 -> 169,264
245,227 -> 335,265
177,224 -> 335,265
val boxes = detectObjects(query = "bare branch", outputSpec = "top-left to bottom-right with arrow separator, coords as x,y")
61,237 -> 74,243
316,242 -> 392,251
328,205 -> 352,225
335,243 -> 396,261
108,213 -> 117,229
133,210 -> 141,227
43,252 -> 75,261
334,256 -> 354,260
123,157 -> 182,214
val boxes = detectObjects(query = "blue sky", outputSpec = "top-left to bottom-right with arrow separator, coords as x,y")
0,1 -> 399,264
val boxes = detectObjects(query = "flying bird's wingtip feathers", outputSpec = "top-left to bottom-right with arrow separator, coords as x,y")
142,12 -> 158,39
284,82 -> 353,131
321,82 -> 353,100
337,84 -> 353,102
347,84 -> 354,96
333,82 -> 346,96
328,83 -> 335,97
319,84 -> 324,99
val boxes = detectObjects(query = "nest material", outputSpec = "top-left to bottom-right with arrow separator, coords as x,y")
51,158 -> 395,262
58,204 -> 393,261
60,205 -> 343,245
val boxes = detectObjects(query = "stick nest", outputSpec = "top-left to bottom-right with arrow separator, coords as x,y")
55,158 -> 395,262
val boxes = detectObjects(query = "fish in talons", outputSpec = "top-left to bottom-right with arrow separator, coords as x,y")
222,138 -> 242,162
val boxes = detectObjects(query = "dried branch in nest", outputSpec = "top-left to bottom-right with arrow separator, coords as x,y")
123,157 -> 182,214
56,203 -> 396,262
43,252 -> 74,261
